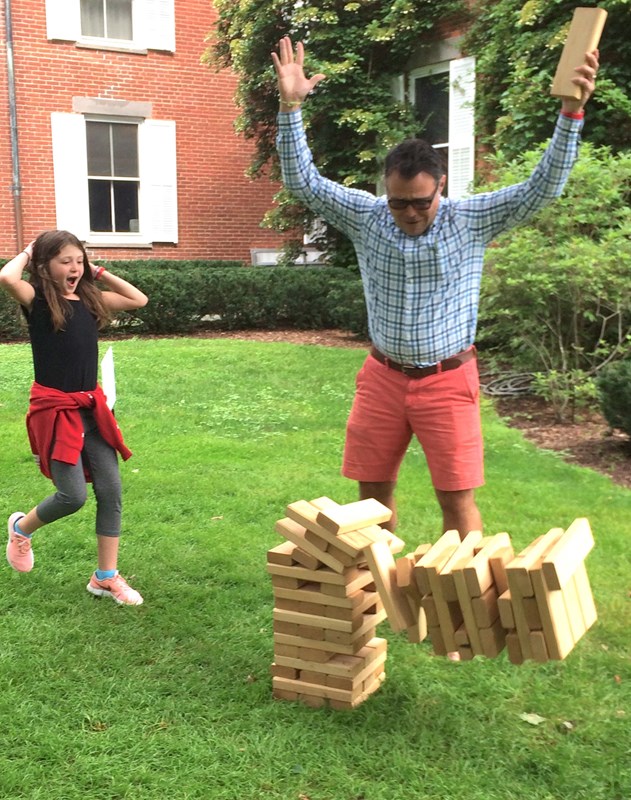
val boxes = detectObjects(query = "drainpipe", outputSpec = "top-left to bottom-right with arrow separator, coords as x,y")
5,0 -> 24,251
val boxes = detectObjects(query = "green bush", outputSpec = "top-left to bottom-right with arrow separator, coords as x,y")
478,142 -> 631,377
0,260 -> 366,339
597,359 -> 631,437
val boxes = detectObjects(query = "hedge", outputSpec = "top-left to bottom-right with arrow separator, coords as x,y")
0,260 -> 368,340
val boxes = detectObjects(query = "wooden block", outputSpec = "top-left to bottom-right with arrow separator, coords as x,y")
505,569 -> 534,660
270,663 -> 299,680
472,585 -> 500,629
286,500 -> 361,558
439,530 -> 484,602
428,625 -> 447,656
363,539 -> 416,631
270,575 -> 305,590
551,7 -> 608,99
292,547 -> 321,571
542,517 -> 594,591
529,630 -> 549,663
267,562 -> 363,586
273,676 -> 360,703
267,540 -> 298,566
274,607 -> 360,633
572,561 -> 598,632
319,568 -> 375,597
522,596 -> 543,630
479,617 -> 507,658
506,528 -> 565,598
530,566 -> 575,660
427,566 -> 463,653
488,545 -> 515,596
560,572 -> 587,644
421,593 -> 440,628
276,517 -> 348,574
463,532 -> 512,597
452,563 -> 484,656
414,543 -> 432,558
505,631 -> 524,665
414,531 -> 461,595
299,693 -> 327,709
498,590 -> 515,630
273,583 -> 365,609
274,637 -> 386,679
316,498 -> 392,535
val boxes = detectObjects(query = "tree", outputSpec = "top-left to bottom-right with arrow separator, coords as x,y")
464,0 -> 631,161
205,0 -> 466,265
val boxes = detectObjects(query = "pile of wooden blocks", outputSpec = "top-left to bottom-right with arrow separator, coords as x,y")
395,518 -> 597,663
268,497 -> 403,709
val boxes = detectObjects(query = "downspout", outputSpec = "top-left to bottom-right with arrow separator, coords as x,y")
5,0 -> 24,251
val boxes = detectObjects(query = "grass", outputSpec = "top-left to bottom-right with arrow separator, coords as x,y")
0,337 -> 629,800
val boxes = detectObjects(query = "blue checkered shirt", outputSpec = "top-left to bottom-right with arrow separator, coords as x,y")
277,110 -> 583,366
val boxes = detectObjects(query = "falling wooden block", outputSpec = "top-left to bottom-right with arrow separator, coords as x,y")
439,530 -> 484,602
276,517 -> 348,573
463,532 -> 511,597
414,530 -> 461,595
542,517 -> 594,590
363,539 -> 416,631
506,528 -> 564,598
550,7 -> 608,99
316,498 -> 392,535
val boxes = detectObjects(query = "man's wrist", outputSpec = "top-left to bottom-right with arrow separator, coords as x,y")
561,109 -> 585,120
279,98 -> 302,112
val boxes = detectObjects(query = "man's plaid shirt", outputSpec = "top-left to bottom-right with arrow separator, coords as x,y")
277,111 -> 583,366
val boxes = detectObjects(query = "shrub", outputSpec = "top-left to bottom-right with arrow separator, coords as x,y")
596,360 -> 631,437
0,260 -> 366,339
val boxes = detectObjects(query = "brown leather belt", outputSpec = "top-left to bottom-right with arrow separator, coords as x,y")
370,345 -> 476,379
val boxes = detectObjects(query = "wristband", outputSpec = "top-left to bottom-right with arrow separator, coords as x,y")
93,266 -> 106,280
561,110 -> 585,120
280,99 -> 302,108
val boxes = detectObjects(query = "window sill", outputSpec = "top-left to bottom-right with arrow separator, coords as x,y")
76,39 -> 148,56
86,238 -> 153,249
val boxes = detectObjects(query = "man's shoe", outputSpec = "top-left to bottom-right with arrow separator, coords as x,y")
87,572 -> 143,606
6,512 -> 34,572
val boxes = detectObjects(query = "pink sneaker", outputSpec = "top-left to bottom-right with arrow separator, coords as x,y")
87,572 -> 143,606
6,512 -> 34,572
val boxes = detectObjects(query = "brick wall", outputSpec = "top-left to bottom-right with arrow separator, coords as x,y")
0,1 -> 284,261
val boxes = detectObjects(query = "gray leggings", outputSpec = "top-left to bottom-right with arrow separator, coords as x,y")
36,409 -> 122,537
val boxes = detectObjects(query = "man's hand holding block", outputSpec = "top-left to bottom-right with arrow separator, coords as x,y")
551,7 -> 607,99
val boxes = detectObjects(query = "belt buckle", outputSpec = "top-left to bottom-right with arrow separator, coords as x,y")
401,364 -> 419,378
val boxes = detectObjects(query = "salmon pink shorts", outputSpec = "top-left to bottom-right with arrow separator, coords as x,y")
342,351 -> 484,491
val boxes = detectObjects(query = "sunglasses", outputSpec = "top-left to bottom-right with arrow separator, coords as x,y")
387,183 -> 440,212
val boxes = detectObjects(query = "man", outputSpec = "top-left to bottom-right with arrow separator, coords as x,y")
272,36 -> 598,538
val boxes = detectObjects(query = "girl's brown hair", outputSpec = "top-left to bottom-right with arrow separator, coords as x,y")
27,230 -> 110,332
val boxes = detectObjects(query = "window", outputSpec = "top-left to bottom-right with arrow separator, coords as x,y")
80,0 -> 133,41
51,113 -> 178,245
46,0 -> 175,52
86,121 -> 139,233
408,56 -> 476,199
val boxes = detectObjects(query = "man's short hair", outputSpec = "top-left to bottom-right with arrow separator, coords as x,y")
385,138 -> 445,182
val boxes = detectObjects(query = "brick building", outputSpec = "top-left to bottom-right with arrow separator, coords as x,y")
0,0 -> 284,262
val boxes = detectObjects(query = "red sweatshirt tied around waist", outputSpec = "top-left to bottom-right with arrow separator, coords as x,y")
26,382 -> 132,480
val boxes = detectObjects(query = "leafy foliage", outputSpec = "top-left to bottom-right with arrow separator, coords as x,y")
597,359 -> 631,437
205,0 -> 466,262
0,260 -> 366,339
478,141 -> 631,420
463,0 -> 631,160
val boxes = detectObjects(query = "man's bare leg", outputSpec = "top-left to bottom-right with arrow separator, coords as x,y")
358,480 -> 397,531
435,488 -> 482,540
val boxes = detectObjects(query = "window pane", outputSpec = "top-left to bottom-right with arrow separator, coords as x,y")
112,125 -> 138,177
113,181 -> 139,232
86,122 -> 112,176
88,180 -> 112,231
414,73 -> 450,146
106,0 -> 133,40
81,0 -> 105,38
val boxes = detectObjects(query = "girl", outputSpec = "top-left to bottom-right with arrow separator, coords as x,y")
0,230 -> 148,605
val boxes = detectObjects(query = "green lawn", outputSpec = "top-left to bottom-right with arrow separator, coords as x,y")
0,338 -> 629,800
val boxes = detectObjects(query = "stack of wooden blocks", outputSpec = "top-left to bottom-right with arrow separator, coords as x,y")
268,497 -> 404,709
395,518 -> 597,663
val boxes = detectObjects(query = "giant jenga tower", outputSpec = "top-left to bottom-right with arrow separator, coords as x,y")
268,497 -> 404,709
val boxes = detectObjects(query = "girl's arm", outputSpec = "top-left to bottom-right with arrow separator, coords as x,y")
0,243 -> 35,310
91,265 -> 148,311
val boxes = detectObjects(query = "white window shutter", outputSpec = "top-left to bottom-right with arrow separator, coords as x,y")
50,113 -> 90,239
46,0 -> 81,41
448,56 -> 476,199
138,120 -> 178,243
133,0 -> 176,52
